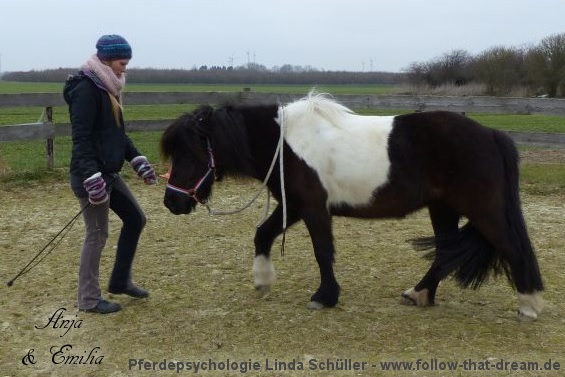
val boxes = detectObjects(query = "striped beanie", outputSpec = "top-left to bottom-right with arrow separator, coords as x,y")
96,34 -> 132,61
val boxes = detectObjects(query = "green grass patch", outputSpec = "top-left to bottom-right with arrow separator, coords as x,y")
0,106 -> 66,125
520,163 -> 565,195
2,105 -> 564,134
0,104 -> 197,126
123,104 -> 197,121
1,132 -> 563,197
355,110 -> 565,133
0,81 -> 67,94
0,132 -> 164,184
469,113 -> 565,133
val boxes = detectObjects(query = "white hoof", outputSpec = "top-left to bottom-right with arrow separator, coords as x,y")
517,307 -> 538,321
306,301 -> 325,310
517,292 -> 544,321
253,255 -> 275,291
401,287 -> 431,306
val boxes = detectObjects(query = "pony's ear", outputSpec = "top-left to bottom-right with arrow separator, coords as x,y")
194,105 -> 214,125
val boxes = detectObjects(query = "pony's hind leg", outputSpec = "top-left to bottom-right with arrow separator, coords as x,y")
477,216 -> 544,321
469,212 -> 544,321
253,205 -> 300,295
437,189 -> 544,321
402,202 -> 461,306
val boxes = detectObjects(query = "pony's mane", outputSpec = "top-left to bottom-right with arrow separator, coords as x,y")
284,91 -> 355,128
160,104 -> 259,178
160,112 -> 206,163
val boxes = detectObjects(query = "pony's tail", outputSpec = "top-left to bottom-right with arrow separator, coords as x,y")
493,131 -> 544,292
413,223 -> 506,289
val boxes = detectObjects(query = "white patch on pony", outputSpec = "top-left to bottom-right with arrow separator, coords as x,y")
517,292 -> 544,321
253,255 -> 275,289
277,92 -> 395,207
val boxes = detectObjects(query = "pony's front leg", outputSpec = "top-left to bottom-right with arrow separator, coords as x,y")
302,212 -> 340,310
253,205 -> 300,295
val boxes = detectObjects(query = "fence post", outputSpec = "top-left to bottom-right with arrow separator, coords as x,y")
239,87 -> 252,102
45,106 -> 55,170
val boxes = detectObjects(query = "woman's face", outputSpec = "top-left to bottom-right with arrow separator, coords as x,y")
107,59 -> 130,78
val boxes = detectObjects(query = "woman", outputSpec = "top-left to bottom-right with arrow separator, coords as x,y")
64,34 -> 157,314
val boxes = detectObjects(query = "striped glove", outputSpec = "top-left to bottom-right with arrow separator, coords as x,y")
83,172 -> 108,205
131,155 -> 157,185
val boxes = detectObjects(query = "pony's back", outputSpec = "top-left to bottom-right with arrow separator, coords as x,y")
283,92 -> 355,129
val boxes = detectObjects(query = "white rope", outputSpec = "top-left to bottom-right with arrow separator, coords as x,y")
279,107 -> 287,232
36,107 -> 46,124
204,105 -> 287,230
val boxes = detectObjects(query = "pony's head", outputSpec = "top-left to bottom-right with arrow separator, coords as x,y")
160,105 -> 216,215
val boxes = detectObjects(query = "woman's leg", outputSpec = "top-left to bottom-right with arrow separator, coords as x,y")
77,197 -> 109,310
107,176 -> 147,292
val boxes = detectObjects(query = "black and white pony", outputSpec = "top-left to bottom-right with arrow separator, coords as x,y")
161,92 -> 544,321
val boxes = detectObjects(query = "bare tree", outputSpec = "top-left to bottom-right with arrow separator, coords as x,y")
473,46 -> 524,95
404,49 -> 472,88
526,33 -> 565,97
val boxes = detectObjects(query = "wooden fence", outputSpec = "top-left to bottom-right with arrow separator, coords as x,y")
1,91 -> 564,169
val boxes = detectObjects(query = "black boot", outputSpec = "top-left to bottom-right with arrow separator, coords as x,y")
108,285 -> 149,298
80,299 -> 122,314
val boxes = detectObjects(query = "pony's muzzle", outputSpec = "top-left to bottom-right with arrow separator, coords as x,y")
163,191 -> 195,215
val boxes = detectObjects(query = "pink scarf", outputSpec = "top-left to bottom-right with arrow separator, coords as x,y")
81,54 -> 125,97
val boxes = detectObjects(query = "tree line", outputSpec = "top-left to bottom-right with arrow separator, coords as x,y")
405,33 -> 565,97
1,65 -> 402,86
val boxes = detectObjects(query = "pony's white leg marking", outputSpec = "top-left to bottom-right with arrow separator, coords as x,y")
517,292 -> 544,321
306,301 -> 325,310
253,255 -> 275,295
401,287 -> 431,306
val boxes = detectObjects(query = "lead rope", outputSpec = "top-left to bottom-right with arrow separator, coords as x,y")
279,108 -> 288,256
36,108 -> 46,123
204,106 -> 288,255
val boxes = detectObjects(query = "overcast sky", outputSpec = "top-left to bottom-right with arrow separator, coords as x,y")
1,0 -> 564,73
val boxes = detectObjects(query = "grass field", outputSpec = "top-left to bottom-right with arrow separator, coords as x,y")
1,176 -> 564,377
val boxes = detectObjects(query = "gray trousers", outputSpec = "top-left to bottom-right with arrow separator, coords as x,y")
77,175 -> 146,309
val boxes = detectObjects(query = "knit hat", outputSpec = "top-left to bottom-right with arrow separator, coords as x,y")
96,35 -> 132,61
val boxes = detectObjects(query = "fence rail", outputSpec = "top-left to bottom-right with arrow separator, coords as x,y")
1,91 -> 564,168
2,91 -> 565,115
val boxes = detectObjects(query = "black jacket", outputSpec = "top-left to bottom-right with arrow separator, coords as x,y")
64,73 -> 141,195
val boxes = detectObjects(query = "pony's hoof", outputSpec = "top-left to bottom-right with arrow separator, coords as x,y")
517,307 -> 538,322
517,292 -> 543,321
306,301 -> 325,310
400,287 -> 431,306
255,285 -> 271,297
400,293 -> 417,306
253,255 -> 275,293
